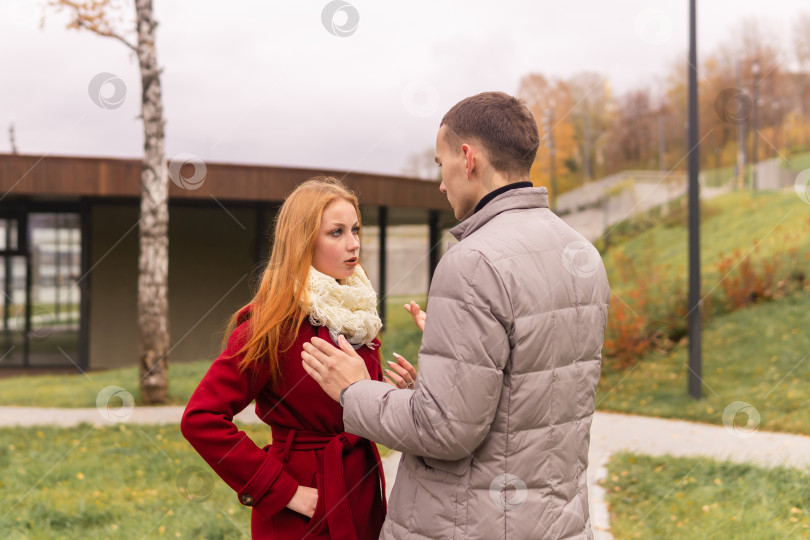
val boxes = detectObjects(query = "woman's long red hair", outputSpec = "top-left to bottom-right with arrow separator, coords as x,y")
220,176 -> 368,384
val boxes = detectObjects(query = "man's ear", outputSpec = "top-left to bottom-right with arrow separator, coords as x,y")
462,143 -> 474,180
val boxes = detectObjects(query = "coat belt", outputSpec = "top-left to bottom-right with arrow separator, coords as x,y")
271,425 -> 387,540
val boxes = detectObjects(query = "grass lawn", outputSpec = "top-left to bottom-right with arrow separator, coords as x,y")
701,163 -> 739,187
0,423 -> 266,539
595,189 -> 810,435
0,296 -> 427,408
603,452 -> 810,539
0,422 -> 390,539
377,295 -> 426,371
787,151 -> 810,171
0,360 -> 210,408
597,289 -> 810,435
604,191 -> 810,302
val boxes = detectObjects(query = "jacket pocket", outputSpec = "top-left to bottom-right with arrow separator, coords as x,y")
306,471 -> 327,535
421,455 -> 472,476
416,454 -> 472,539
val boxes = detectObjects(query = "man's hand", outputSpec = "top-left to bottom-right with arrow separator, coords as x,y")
301,335 -> 371,402
404,301 -> 426,332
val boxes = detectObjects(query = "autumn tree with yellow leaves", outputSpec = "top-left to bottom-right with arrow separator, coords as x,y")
519,13 -> 810,199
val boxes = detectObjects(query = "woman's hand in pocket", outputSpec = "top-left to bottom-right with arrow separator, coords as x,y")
403,301 -> 425,332
286,485 -> 318,518
384,353 -> 418,389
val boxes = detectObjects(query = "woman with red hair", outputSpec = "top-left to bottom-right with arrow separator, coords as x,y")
181,177 -> 414,539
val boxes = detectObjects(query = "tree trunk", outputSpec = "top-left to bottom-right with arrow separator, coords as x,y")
135,0 -> 169,404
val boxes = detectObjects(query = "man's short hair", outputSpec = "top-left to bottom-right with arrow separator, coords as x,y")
440,91 -> 539,179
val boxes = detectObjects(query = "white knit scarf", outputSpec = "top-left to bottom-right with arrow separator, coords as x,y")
304,264 -> 382,349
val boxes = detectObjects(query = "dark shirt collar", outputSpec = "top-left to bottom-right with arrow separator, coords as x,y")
473,181 -> 534,214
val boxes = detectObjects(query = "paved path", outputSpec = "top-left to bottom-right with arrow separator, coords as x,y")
3,407 -> 810,538
0,404 -> 260,427
587,411 -> 810,539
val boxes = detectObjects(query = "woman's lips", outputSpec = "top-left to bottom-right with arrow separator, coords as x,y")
345,258 -> 358,266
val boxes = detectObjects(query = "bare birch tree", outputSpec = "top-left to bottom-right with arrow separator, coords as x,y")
48,0 -> 170,403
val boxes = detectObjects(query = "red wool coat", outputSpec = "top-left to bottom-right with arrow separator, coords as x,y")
181,306 -> 386,539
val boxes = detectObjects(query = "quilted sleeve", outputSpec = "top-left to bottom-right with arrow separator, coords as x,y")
342,248 -> 511,460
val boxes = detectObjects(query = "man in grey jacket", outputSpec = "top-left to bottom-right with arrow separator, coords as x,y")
303,91 -> 610,539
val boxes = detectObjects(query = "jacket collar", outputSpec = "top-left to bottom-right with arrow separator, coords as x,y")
473,181 -> 534,215
449,186 -> 549,241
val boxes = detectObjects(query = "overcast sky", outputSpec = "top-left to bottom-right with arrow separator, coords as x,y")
1,0 -> 807,177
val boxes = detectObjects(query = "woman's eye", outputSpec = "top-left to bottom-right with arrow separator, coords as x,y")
352,227 -> 360,235
331,229 -> 341,237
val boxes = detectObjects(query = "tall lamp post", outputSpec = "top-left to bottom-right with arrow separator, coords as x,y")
751,58 -> 760,190
687,0 -> 702,399
771,100 -> 780,158
545,101 -> 557,210
735,61 -> 747,189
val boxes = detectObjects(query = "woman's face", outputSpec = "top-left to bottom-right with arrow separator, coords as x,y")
312,199 -> 361,281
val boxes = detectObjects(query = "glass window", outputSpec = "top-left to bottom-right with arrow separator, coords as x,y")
0,218 -> 19,251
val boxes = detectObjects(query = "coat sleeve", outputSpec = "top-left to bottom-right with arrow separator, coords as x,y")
180,317 -> 300,518
342,248 -> 512,461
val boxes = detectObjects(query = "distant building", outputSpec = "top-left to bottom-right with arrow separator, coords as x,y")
0,153 -> 453,371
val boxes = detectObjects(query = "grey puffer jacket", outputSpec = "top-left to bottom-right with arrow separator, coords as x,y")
342,186 -> 610,539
